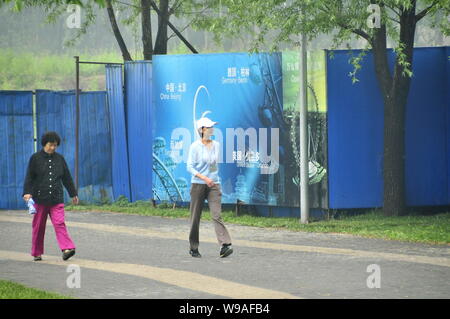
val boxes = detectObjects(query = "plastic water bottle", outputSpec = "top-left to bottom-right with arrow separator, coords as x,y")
27,198 -> 36,215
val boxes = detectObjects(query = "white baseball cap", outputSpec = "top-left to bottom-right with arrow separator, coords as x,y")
196,117 -> 218,129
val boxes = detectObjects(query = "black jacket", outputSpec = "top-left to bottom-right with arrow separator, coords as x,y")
23,149 -> 77,206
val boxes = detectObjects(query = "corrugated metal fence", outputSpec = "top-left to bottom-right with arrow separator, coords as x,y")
106,65 -> 131,201
36,90 -> 114,204
0,91 -> 34,209
0,62 -> 154,209
124,61 -> 153,202
0,89 -> 116,209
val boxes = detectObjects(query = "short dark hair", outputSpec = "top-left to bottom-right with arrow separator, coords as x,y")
41,131 -> 61,147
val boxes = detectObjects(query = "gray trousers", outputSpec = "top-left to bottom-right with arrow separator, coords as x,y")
189,183 -> 231,250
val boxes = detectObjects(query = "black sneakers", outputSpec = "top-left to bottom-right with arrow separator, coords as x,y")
220,244 -> 233,258
189,249 -> 201,258
189,245 -> 233,258
33,256 -> 42,261
62,249 -> 76,261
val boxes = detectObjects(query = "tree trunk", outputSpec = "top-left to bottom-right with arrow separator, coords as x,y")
141,0 -> 153,60
382,94 -> 407,216
154,0 -> 169,54
372,3 -> 417,216
106,0 -> 132,62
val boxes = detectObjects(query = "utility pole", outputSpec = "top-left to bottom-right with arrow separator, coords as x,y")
299,32 -> 309,224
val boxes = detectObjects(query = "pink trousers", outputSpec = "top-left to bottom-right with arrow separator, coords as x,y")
31,203 -> 75,257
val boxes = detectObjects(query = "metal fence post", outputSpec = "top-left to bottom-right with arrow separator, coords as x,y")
74,56 -> 80,191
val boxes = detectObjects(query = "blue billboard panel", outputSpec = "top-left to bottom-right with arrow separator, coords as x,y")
152,52 -> 328,208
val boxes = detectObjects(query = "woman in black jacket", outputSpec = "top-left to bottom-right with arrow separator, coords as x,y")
22,132 -> 79,261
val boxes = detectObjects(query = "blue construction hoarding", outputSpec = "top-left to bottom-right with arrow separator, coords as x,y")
0,46 -> 448,212
0,91 -> 34,209
327,47 -> 450,208
35,90 -> 113,204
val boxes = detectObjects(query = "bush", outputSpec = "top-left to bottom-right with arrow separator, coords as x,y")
114,195 -> 131,207
158,201 -> 173,209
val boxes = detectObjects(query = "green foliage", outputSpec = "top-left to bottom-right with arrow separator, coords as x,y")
221,210 -> 450,245
3,0 -> 106,50
0,0 -> 227,57
0,49 -> 122,90
66,203 -> 450,245
191,0 -> 450,79
157,201 -> 173,209
0,279 -> 72,299
114,195 -> 131,207
393,42 -> 414,77
348,48 -> 369,83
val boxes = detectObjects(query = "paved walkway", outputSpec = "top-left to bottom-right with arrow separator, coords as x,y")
0,210 -> 449,299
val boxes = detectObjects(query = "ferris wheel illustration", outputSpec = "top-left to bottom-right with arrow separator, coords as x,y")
255,53 -> 326,186
152,85 -> 211,203
152,137 -> 184,202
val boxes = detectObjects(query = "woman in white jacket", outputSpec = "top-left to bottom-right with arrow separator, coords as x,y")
186,116 -> 233,258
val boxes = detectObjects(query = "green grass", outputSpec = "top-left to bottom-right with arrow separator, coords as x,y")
66,199 -> 450,245
0,279 -> 72,299
0,49 -> 123,91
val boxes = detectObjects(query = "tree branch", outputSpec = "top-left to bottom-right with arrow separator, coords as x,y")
115,0 -> 139,9
336,21 -> 373,44
393,3 -> 417,92
106,0 -> 133,61
169,0 -> 182,15
149,0 -> 198,53
384,4 -> 401,17
415,1 -> 438,22
317,5 -> 373,44
167,21 -> 191,40
386,16 -> 400,24
141,0 -> 153,60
